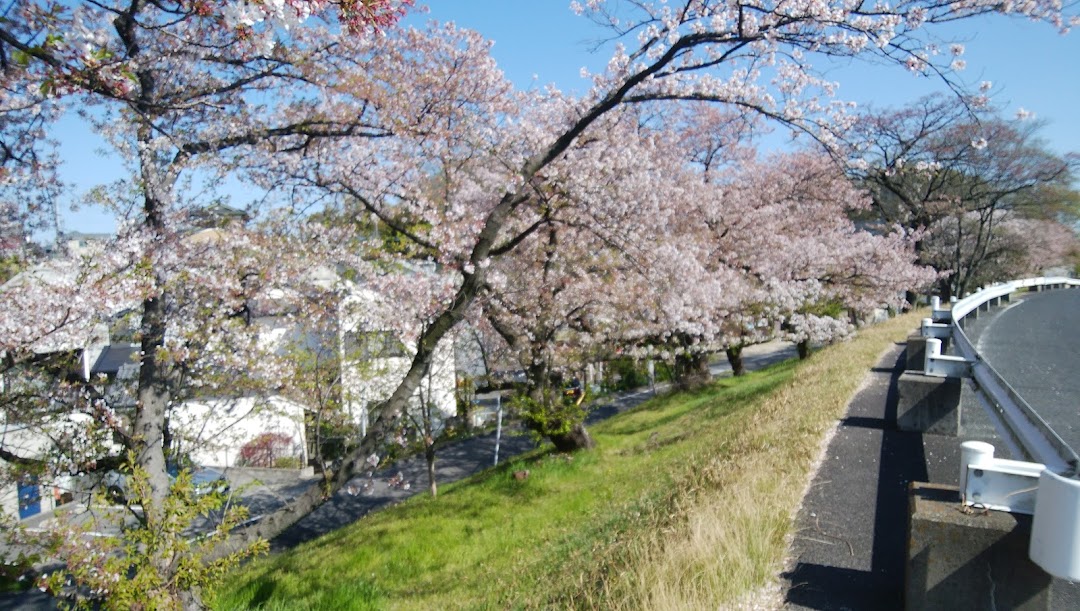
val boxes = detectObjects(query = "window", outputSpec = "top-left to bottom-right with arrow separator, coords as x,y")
342,331 -> 408,361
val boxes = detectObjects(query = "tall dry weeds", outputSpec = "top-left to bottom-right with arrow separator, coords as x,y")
598,312 -> 923,610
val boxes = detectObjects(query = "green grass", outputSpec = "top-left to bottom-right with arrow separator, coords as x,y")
211,311 -> 923,610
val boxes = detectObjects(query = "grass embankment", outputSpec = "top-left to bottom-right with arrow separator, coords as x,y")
213,311 -> 922,610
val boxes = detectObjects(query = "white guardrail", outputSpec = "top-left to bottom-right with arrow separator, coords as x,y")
928,277 -> 1080,473
920,277 -> 1080,580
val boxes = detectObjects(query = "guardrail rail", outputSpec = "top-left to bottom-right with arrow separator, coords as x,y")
933,277 -> 1080,474
918,277 -> 1080,580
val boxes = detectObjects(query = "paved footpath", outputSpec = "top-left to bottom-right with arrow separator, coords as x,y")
781,341 -> 943,609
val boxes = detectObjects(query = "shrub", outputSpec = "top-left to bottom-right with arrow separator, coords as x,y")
605,357 -> 652,391
273,456 -> 303,469
237,433 -> 298,468
511,387 -> 588,443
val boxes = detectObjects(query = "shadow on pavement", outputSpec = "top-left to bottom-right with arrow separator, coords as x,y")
784,345 -> 927,610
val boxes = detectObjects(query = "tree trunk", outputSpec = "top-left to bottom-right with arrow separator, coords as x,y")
673,351 -> 712,390
797,340 -> 810,360
134,291 -> 171,521
458,391 -> 475,435
520,360 -> 595,452
938,276 -> 955,301
132,103 -> 176,576
179,588 -> 205,611
904,290 -> 919,310
725,345 -> 745,377
549,422 -> 594,452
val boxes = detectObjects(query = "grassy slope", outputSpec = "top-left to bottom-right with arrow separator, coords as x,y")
212,311 -> 921,610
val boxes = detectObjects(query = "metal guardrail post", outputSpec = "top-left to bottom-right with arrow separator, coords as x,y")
919,318 -> 950,339
931,295 -> 952,316
959,440 -> 1044,514
923,338 -> 971,378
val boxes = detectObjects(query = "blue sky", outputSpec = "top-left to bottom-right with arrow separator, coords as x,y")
416,5 -> 1079,152
59,3 -> 1079,236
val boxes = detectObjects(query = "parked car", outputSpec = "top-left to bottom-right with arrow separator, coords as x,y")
103,462 -> 229,504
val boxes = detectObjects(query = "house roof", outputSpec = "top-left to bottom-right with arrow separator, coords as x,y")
189,203 -> 251,229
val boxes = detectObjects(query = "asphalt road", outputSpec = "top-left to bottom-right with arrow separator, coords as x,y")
972,289 -> 1080,452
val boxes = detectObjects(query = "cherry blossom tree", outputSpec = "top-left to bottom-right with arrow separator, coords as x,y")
0,0 -> 1075,607
617,107 -> 933,378
712,152 -> 935,357
477,104 -> 726,448
0,0 -> 412,605
847,95 -> 1078,298
0,212 -> 368,603
998,217 -> 1079,276
623,150 -> 934,380
920,212 -> 1080,287
481,222 -> 606,452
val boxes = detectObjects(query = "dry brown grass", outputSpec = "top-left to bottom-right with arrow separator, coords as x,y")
601,311 -> 922,610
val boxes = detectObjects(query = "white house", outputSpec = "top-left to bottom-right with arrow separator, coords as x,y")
170,395 -> 309,469
339,287 -> 457,439
168,280 -> 459,469
0,417 -> 103,520
0,230 -> 460,518
0,255 -> 130,521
